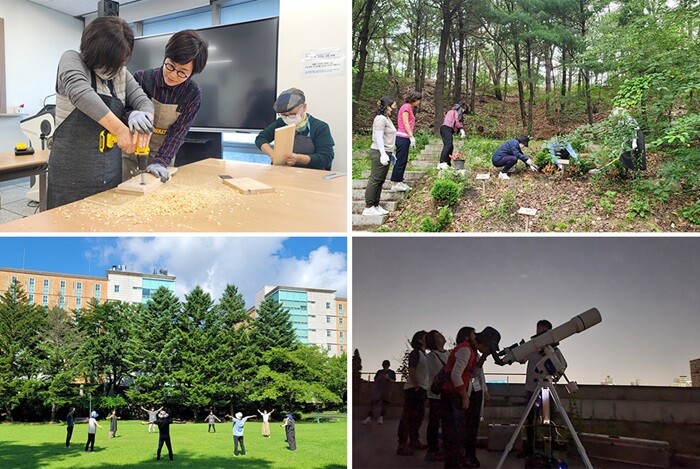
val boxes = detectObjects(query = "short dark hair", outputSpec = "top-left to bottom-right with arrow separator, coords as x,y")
537,319 -> 553,331
456,326 -> 475,344
382,360 -> 390,367
80,17 -> 134,78
165,29 -> 209,75
410,330 -> 426,350
376,96 -> 395,116
425,330 -> 440,351
405,91 -> 422,104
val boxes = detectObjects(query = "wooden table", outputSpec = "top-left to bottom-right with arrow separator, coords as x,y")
0,158 -> 347,232
0,150 -> 49,212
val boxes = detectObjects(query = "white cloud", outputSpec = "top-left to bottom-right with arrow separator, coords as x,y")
100,237 -> 346,308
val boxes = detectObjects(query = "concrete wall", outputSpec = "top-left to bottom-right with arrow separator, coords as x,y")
107,272 -> 142,304
355,381 -> 700,424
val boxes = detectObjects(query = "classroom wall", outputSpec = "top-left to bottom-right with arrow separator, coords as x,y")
0,0 -> 83,147
278,0 -> 349,172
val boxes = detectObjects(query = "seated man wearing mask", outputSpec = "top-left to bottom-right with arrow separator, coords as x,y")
255,88 -> 335,170
123,29 -> 209,183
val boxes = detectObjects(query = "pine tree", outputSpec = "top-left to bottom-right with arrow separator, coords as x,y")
128,287 -> 181,406
251,296 -> 297,351
38,306 -> 84,421
0,279 -> 46,420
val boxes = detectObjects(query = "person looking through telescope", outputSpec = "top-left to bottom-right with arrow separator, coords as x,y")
518,319 -> 566,459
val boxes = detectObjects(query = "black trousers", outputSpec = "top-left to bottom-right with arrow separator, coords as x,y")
234,435 -> 245,455
440,125 -> 455,165
208,424 -> 216,433
397,387 -> 427,446
66,426 -> 73,447
85,433 -> 95,451
390,136 -> 411,182
464,391 -> 483,461
426,398 -> 443,453
157,435 -> 173,460
440,392 -> 467,468
492,153 -> 519,173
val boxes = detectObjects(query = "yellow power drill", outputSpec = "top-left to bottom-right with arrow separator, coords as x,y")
99,130 -> 150,185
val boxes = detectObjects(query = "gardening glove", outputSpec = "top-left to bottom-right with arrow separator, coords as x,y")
379,152 -> 390,166
526,159 -> 538,172
631,138 -> 638,150
459,129 -> 465,138
409,136 -> 416,148
128,111 -> 154,134
146,163 -> 170,182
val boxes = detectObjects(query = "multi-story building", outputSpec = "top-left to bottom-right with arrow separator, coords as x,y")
107,265 -> 176,304
671,375 -> 692,387
0,266 -> 176,310
691,359 -> 700,388
253,285 -> 348,357
0,267 -> 107,310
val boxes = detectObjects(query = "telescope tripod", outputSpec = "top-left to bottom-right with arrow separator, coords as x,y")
496,378 -> 592,469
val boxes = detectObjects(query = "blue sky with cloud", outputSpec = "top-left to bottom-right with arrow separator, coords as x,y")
0,237 -> 346,307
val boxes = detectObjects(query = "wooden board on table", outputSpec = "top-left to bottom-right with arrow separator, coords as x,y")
272,124 -> 295,166
222,176 -> 274,195
115,167 -> 178,195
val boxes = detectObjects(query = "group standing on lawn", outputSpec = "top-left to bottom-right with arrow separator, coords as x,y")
61,406 -> 297,459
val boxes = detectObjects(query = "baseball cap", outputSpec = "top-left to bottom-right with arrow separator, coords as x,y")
477,326 -> 501,353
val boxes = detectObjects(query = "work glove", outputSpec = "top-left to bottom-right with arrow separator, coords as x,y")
380,152 -> 390,166
526,159 -> 539,172
128,111 -> 154,134
146,163 -> 170,183
459,129 -> 465,138
409,136 -> 416,148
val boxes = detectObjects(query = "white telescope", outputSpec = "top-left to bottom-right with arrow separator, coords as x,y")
495,307 -> 601,366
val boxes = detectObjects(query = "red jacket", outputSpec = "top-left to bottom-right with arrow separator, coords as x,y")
442,341 -> 478,393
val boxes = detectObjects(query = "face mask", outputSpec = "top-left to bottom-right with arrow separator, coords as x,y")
281,113 -> 303,126
95,67 -> 117,80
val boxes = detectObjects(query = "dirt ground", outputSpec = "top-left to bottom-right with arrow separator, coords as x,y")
383,152 -> 700,233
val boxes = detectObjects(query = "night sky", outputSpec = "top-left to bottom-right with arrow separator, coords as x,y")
352,236 -> 700,386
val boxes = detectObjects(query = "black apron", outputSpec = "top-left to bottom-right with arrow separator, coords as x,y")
47,73 -> 124,209
292,121 -> 316,164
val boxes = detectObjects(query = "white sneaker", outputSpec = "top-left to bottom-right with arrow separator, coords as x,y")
378,416 -> 384,424
391,182 -> 411,191
498,172 -> 510,180
362,416 -> 371,425
376,205 -> 389,215
437,162 -> 449,170
362,206 -> 381,216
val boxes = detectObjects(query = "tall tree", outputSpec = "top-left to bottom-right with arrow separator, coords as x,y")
251,297 -> 297,351
127,287 -> 181,406
431,0 -> 461,132
77,300 -> 135,397
0,280 -> 46,420
38,306 -> 83,422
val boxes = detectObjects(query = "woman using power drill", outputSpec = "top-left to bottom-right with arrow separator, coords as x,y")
122,29 -> 208,183
48,16 -> 154,209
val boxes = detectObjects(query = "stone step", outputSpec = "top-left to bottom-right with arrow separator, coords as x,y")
423,143 -> 443,152
360,170 -> 425,182
410,160 -> 435,170
352,214 -> 388,228
352,200 -> 399,214
352,189 -> 406,201
352,179 -> 396,190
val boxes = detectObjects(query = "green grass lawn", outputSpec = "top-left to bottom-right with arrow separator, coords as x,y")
0,419 -> 347,468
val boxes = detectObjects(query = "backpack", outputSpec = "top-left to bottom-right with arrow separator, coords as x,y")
429,352 -> 449,396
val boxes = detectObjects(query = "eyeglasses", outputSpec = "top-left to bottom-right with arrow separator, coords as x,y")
164,61 -> 190,79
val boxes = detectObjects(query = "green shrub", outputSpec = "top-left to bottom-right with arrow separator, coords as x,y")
420,206 -> 454,232
626,197 -> 652,220
496,189 -> 516,220
599,197 -> 615,214
430,178 -> 463,206
679,201 -> 700,225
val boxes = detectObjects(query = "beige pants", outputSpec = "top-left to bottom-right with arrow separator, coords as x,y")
262,421 -> 270,436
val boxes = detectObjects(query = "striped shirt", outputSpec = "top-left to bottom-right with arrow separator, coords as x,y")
132,67 -> 202,167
